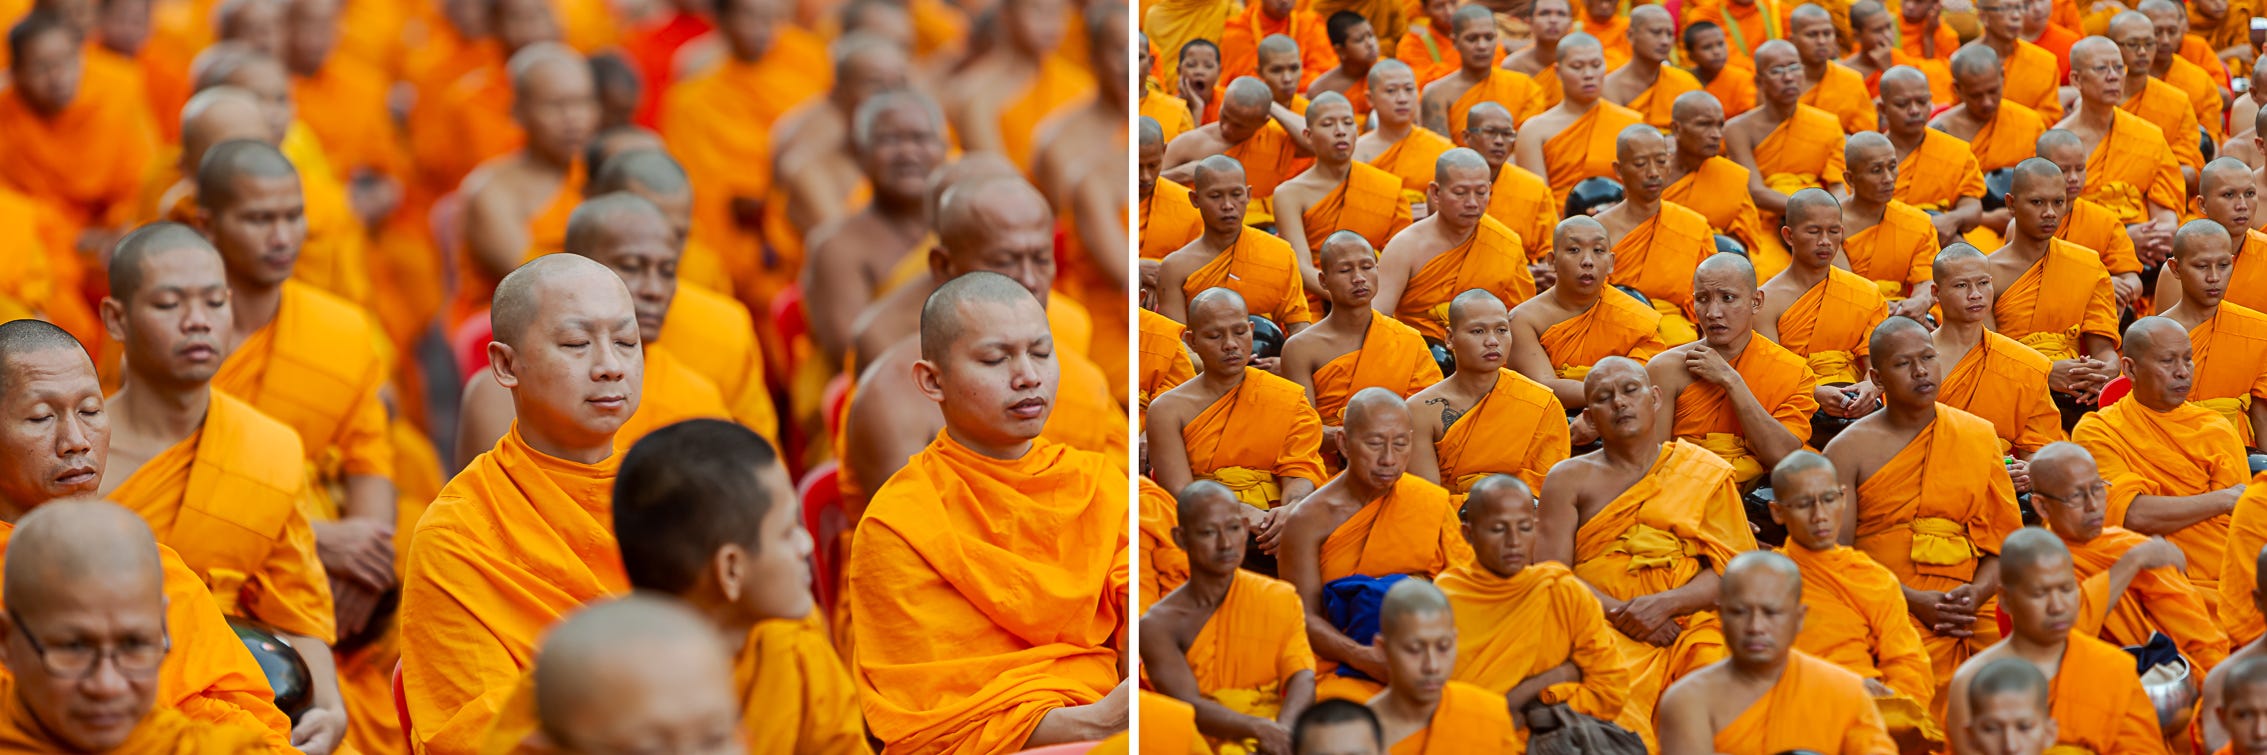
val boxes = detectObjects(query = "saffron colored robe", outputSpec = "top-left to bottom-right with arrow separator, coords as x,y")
1485,163 -> 1559,261
1664,156 -> 1785,278
1711,651 -> 1898,755
1183,570 -> 1316,752
1392,216 -> 1536,342
1432,368 -> 1569,501
2073,398 -> 2251,619
1540,101 -> 1646,205
1439,561 -> 1641,754
1311,310 -> 1441,424
1936,331 -> 2066,456
2186,303 -> 2267,446
1609,202 -> 1717,345
1770,266 -> 1889,384
1181,368 -> 1328,509
1668,337 -> 1819,485
2079,108 -> 2184,226
1843,201 -> 1938,298
1785,545 -> 1940,746
1990,239 -> 2119,362
1539,288 -> 1669,381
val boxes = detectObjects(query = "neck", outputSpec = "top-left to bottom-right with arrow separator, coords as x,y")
227,274 -> 285,337
1726,656 -> 1791,687
2123,70 -> 2149,96
1630,57 -> 1665,83
1603,436 -> 1663,468
1708,330 -> 1752,363
1375,119 -> 1415,139
1695,66 -> 1723,85
1616,194 -> 1662,217
1803,57 -> 1830,81
2001,231 -> 2052,263
1883,397 -> 1938,427
1375,687 -> 1437,725
1674,148 -> 1710,174
2151,57 -> 2172,78
110,379 -> 211,443
1183,565 -> 1236,605
1552,282 -> 1603,312
1315,156 -> 1354,181
1785,261 -> 1831,288
1447,364 -> 1500,392
1535,39 -> 1560,62
1845,191 -> 1887,215
1200,224 -> 1245,250
943,426 -> 1034,461
1888,125 -> 1926,151
514,418 -> 615,466
873,190 -> 929,223
1938,315 -> 1987,344
1984,33 -> 2016,56
1760,97 -> 1797,121
2008,632 -> 2068,664
1318,299 -> 1372,330
2077,96 -> 2117,122
1340,467 -> 1396,503
528,146 -> 575,173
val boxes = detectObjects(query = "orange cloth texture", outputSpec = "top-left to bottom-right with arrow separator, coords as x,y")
1311,310 -> 1441,423
1664,156 -> 1784,272
1430,368 -> 1569,499
1304,162 -> 1414,255
1843,201 -> 1938,296
211,281 -> 394,506
2073,399 -> 2250,618
1668,337 -> 1819,484
2058,198 -> 2145,276
1439,561 -> 1641,754
2080,109 -> 2184,225
1771,266 -> 1888,384
1449,69 -> 1546,141
2122,77 -> 2207,172
1754,105 -> 1847,197
658,285 -> 780,446
1182,569 -> 1315,747
2223,229 -> 2267,314
1143,177 -> 1206,260
1180,367 -> 1327,506
1609,201 -> 1717,335
1221,5 -> 1338,88
1991,239 -> 2119,362
0,52 -> 160,233
1366,127 -> 1457,197
1800,63 -> 1880,136
1784,545 -> 1935,710
1485,164 -> 1559,261
1540,102 -> 1646,204
1137,476 -> 1186,614
1936,332 -> 2065,456
2045,632 -> 2177,755
1385,681 -> 1519,753
1967,101 -> 2047,173
1538,288 -> 1668,380
1139,309 -> 1197,408
611,345 -> 732,452
1231,121 -> 1311,201
2063,527 -> 2231,675
2220,479 -> 2267,647
2185,303 -> 2267,445
0,675 -> 271,753
1711,650 -> 1898,755
1393,216 -> 1537,342
1627,66 -> 1706,130
1184,229 -> 1316,326
1893,128 -> 1985,212
1318,474 -> 1472,585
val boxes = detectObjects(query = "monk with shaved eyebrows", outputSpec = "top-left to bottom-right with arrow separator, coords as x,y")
1373,148 -> 1535,344
1790,3 -> 1877,137
1281,232 -> 1439,461
1139,480 -> 1316,754
2032,129 -> 2150,303
528,596 -> 741,753
1725,40 -> 1848,223
1840,131 -> 1943,317
801,92 -> 948,369
763,34 -> 913,278
1507,215 -> 1666,430
398,254 -> 643,751
1160,76 -> 1314,206
1649,253 -> 1819,488
1842,1 -> 1952,100
1538,356 -> 1754,735
1963,657 -> 2058,755
1517,33 -> 1645,206
1758,188 -> 1887,431
2028,442 -> 2226,674
1458,101 -> 1559,265
1945,528 -> 2169,754
144,88 -> 267,227
1928,244 -> 2065,464
1596,124 -> 1714,344
1418,5 -> 1541,141
1158,155 -> 1316,333
0,319 -> 295,748
1878,66 -> 1985,245
1353,60 -> 1453,199
2160,157 -> 2267,315
1932,44 -> 2047,178
1141,116 -> 1207,262
2059,36 -> 2184,264
2108,12 -> 2205,180
2206,546 -> 2267,751
1272,92 -> 1412,302
1364,579 -> 1515,752
2132,0 -> 2221,146
2154,216 -> 2267,453
1235,35 -> 1313,116
1404,289 -> 1569,504
1969,0 -> 2066,121
1661,91 -> 1782,275
1990,157 -> 2122,421
453,43 -> 599,330
1657,550 -> 1898,755
1603,5 -> 1702,130
1149,287 -> 1325,522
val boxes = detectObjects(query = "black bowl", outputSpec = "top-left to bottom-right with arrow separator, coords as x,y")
227,616 -> 313,724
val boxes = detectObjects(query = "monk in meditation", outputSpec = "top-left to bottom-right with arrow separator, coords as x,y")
1272,93 -> 1411,294
767,35 -> 913,284
1840,133 -> 1941,313
2028,442 -> 2230,674
396,254 -> 644,751
1280,233 -> 1439,455
2205,552 -> 2267,751
0,319 -> 294,749
2154,216 -> 2267,452
1504,0 -> 1576,81
1141,117 -> 1206,261
455,43 -> 598,328
0,500 -> 277,752
1436,474 -> 1643,748
1538,356 -> 1756,732
1363,579 -> 1517,752
1352,60 -> 1452,201
1506,216 -> 1666,427
1728,39 -> 1848,226
1139,480 -> 1317,754
1596,125 -> 1716,345
1372,148 -> 1535,343
1931,45 -> 2047,178
1516,33 -> 1645,206
1928,245 -> 2065,465
2059,37 -> 2183,265
1760,189 -> 1889,427
1157,156 -> 1315,331
1877,67 -> 1985,245
1943,528 -> 2171,755
93,223 -> 347,753
1649,254 -> 1818,487
1969,0 -> 2065,121
2214,657 -> 2267,755
799,91 -> 948,371
1790,4 -> 1878,136
1458,102 -> 1557,265
1416,5 -> 1540,141
846,272 -> 1129,751
1603,6 -> 1703,130
0,9 -> 159,263
2033,130 -> 2148,305
1393,0 -> 1461,85
524,596 -> 743,754
1404,290 -> 1570,500
1661,91 -> 1781,275
1841,0 -> 1952,100
1991,159 -> 2122,421
1656,550 -> 1899,755
2108,12 -> 2205,177
2071,317 -> 2250,620
1160,77 -> 1312,211
2158,157 -> 2267,314
1824,317 -> 2022,720
1274,388 -> 1469,701
1149,288 -> 1326,518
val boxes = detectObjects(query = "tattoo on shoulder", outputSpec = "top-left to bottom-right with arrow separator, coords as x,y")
1442,406 -> 1466,429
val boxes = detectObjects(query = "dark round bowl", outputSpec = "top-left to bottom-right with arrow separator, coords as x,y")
1249,316 -> 1285,360
227,616 -> 313,724
1565,177 -> 1625,218
1713,233 -> 1748,258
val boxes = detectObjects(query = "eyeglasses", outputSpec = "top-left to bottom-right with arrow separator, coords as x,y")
2081,62 -> 2127,77
2034,480 -> 2110,508
1763,63 -> 1804,77
6,608 -> 168,679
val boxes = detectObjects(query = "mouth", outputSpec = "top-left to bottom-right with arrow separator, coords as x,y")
2084,516 -> 2104,532
262,252 -> 295,269
71,709 -> 135,732
180,343 -> 217,361
2207,288 -> 2226,299
587,394 -> 628,411
1913,380 -> 1937,395
1576,273 -> 1597,286
1811,526 -> 1836,543
53,465 -> 97,488
1333,140 -> 1352,152
1350,284 -> 1372,298
1480,350 -> 1503,363
1704,323 -> 1729,335
1219,350 -> 1246,368
1009,397 -> 1049,420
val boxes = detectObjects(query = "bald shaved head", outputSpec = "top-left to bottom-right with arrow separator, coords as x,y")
1615,123 -> 1667,157
1140,116 -> 1163,147
0,319 -> 82,372
1950,43 -> 2000,78
1317,230 -> 1377,267
2108,10 -> 2152,36
1309,90 -> 1352,120
935,177 -> 1053,303
1785,187 -> 1840,225
1257,33 -> 1299,61
2069,36 -> 2120,84
2000,527 -> 2073,587
2011,156 -> 2064,195
1554,214 -> 1606,247
2026,441 -> 2096,493
1968,657 -> 2052,714
1631,4 -> 1671,26
917,271 -> 1041,364
1559,31 -> 1602,55
2202,156 -> 2252,197
1845,130 -> 1893,166
1366,57 -> 1413,88
1867,316 -> 1931,369
1880,65 -> 1929,91
1671,89 -> 1722,121
1462,475 -> 1533,520
562,193 -> 669,259
1723,549 -> 1803,601
1343,386 -> 1411,432
489,253 -> 631,348
1190,154 -> 1249,193
0,497 -> 169,750
2124,315 -> 2188,356
1694,252 -> 1757,290
2173,217 -> 2232,261
1452,3 -> 1493,31
194,138 -> 299,212
533,596 -> 736,751
1931,243 -> 1988,281
1433,147 -> 1489,181
586,149 -> 688,197
1446,289 -> 1506,330
1378,577 -> 1452,631
1187,287 -> 1249,331
1224,76 -> 1273,108
1173,480 -> 1241,537
106,222 -> 221,303
2035,129 -> 2083,156
508,41 -> 584,95
1769,449 -> 1837,493
4,500 -> 162,608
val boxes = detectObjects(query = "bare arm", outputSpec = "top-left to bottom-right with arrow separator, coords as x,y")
1139,613 -> 1292,749
1536,461 -> 1582,567
1508,316 -> 1586,405
801,234 -> 872,369
1273,194 -> 1326,297
461,188 -> 530,281
1146,403 -> 1197,494
1513,124 -> 1549,182
1284,510 -> 1387,679
2123,486 -> 2243,536
1724,127 -> 1791,215
1272,102 -> 1312,156
1646,351 -> 1690,448
1503,662 -> 1581,712
1653,678 -> 1720,755
1405,399 -> 1444,484
1025,680 -> 1130,748
1418,87 -> 1454,135
286,638 -> 348,754
1158,260 -> 1194,322
1827,433 -> 1864,545
843,386 -> 938,504
451,374 -> 516,471
1071,174 -> 1132,293
2249,400 -> 2267,451
1370,244 -> 1413,318
1717,373 -> 1806,468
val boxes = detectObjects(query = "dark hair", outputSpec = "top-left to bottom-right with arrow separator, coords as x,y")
1179,37 -> 1220,64
1682,20 -> 1722,50
613,419 -> 782,593
8,9 -> 76,66
1327,10 -> 1371,46
1293,700 -> 1385,753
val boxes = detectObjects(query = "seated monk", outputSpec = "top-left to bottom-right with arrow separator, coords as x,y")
1768,452 -> 1942,750
397,255 -> 645,751
1504,0 -> 1575,78
1363,580 -> 1517,752
1031,5 -> 1135,356
801,91 -> 949,370
1961,657 -> 2062,755
1506,216 -> 1666,435
1372,148 -> 1536,343
1929,45 -> 2046,180
1576,0 -> 1636,70
1656,550 -> 1899,755
1649,255 -> 1819,488
2159,157 -> 2267,315
1681,23 -> 1757,119
1416,5 -> 1542,140
1879,67 -> 1986,245
1969,0 -> 2066,122
1943,529 -> 2172,755
2034,130 -> 2147,306
478,420 -> 868,753
1758,189 -> 1890,433
2058,37 -> 2183,267
1141,117 -> 1206,261
2029,443 -> 2230,676
763,35 -> 913,296
1602,6 -> 1703,130
453,43 -> 598,329
1841,133 -> 1942,311
1305,12 -> 1382,119
1281,233 -> 1441,455
2107,12 -> 2205,181
1458,102 -> 1557,265
1293,700 -> 1387,755
1928,245 -> 2065,467
0,319 -> 294,748
1515,34 -> 1645,206
1405,290 -> 1568,501
1990,159 -> 2121,425
1395,0 -> 1468,86
1596,126 -> 1716,345
1274,389 -> 1471,702
937,0 -> 1091,173
846,272 -> 1130,750
523,597 -> 744,754
2134,0 -> 2224,141
1538,357 -> 1757,734
2154,214 -> 2267,452
1140,307 -> 1197,409
1842,0 -> 1955,104
1138,481 -> 1317,753
1790,4 -> 1880,136
1352,61 -> 1453,204
2205,552 -> 2267,751
1157,156 -> 1315,332
1662,91 -> 1784,278
1272,93 -> 1412,306
93,224 -> 347,752
1136,472 -> 1185,614
1160,77 -> 1313,217
0,501 -> 278,752
2215,658 -> 2267,755
1222,0 -> 1337,89
1724,40 -> 1847,229
0,10 -> 159,264
2071,317 -> 2250,620
1148,288 -> 1327,517
1438,475 -> 1644,750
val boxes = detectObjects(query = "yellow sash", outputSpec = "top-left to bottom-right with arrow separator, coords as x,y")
1206,466 -> 1283,510
1910,516 -> 1980,567
1695,433 -> 1764,485
1806,350 -> 1857,385
2015,328 -> 2079,362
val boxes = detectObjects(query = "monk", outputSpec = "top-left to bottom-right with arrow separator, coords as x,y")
1272,93 -> 1412,294
1538,356 -> 1757,734
765,36 -> 916,312
2205,551 -> 2267,750
1516,34 -> 1646,205
1931,45 -> 2047,177
1274,389 -> 1469,701
1223,0 -> 1336,88
1824,317 -> 2023,721
1292,700 -> 1386,754
1504,0 -> 1575,79
1281,233 -> 1440,453
1157,155 -> 1313,330
1394,0 -> 1461,85
1437,475 -> 1643,750
1373,149 -> 1535,343
1724,40 -> 1846,225
1141,117 -> 1206,261
1458,102 -> 1557,265
801,91 -> 949,369
1602,6 -> 1703,130
1842,0 -> 1954,104
2108,12 -> 2206,178
1929,245 -> 2065,464
1578,0 -> 1635,69
1363,579 -> 1517,752
1033,5 -> 1136,346
1306,11 -> 1383,119
1960,658 -> 2060,755
1760,189 -> 1888,430
2136,0 -> 2224,144
1506,216 -> 1667,423
1416,5 -> 1540,141
1662,91 -> 1783,277
2059,37 -> 2184,262
1876,68 -> 1986,246
1990,159 -> 2122,421
1352,60 -> 1453,201
519,600 -> 746,752
1139,481 -> 1317,753
2214,657 -> 2267,755
1404,290 -> 1570,500
93,223 -> 346,753
2153,215 -> 2267,451
1791,4 -> 1879,136
0,319 -> 295,749
1160,77 -> 1312,212
1650,254 -> 1819,487
1597,126 -> 1717,345
1683,22 -> 1758,118
2072,317 -> 2251,622
396,255 -> 644,751
1150,288 -> 1326,517
2035,130 -> 2149,305
847,272 -> 1129,751
1942,528 -> 2171,755
2158,157 -> 2267,315
2029,442 -> 2230,675
281,0 -> 403,230
1971,0 -> 2066,121
1143,36 -> 1199,145
0,9 -> 159,260
1841,133 -> 1942,311
944,0 -> 1092,173
455,43 -> 598,328
1656,550 -> 1899,755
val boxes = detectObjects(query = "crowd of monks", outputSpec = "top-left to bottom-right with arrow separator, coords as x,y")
1137,0 -> 2267,751
0,0 -> 1139,747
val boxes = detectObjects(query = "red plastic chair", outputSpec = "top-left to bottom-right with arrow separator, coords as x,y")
392,660 -> 412,746
1017,744 -> 1101,754
822,374 -> 852,443
2099,374 -> 2133,406
799,462 -> 847,614
452,310 -> 494,384
767,284 -> 809,388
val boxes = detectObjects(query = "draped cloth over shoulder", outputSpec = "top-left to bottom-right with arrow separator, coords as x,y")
2080,109 -> 2184,226
1799,63 -> 1880,136
1609,202 -> 1717,345
2002,40 -> 2066,122
1773,267 -> 1888,384
2073,399 -> 2249,620
1304,162 -> 1412,258
1844,201 -> 1937,297
0,674 -> 271,753
2221,481 -> 2267,646
1538,288 -> 1667,381
2046,632 -> 2176,754
1432,369 -> 1568,502
1540,102 -> 1645,206
2185,303 -> 2267,445
1142,177 -> 1205,260
1311,310 -> 1441,424
1184,570 -> 1316,753
1365,127 -> 1455,203
1991,239 -> 2119,363
1439,561 -> 1641,754
1663,156 -> 1785,278
1894,128 -> 1985,213
1450,69 -> 1545,140
2064,527 -> 2229,676
213,280 -> 395,520
1183,230 -> 1314,328
1937,332 -> 2065,456
1486,165 -> 1559,262
1183,368 -> 1327,510
1139,309 -> 1196,409
1784,545 -> 1940,748
1385,681 -> 1519,754
1754,105 -> 1847,206
1711,651 -> 1898,755
1136,477 -> 1185,614
1628,66 -> 1705,130
1668,338 -> 1818,486
1393,216 -> 1535,342
1968,100 -> 2047,173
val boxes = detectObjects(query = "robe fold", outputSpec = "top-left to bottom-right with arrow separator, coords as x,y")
1182,230 -> 1315,327
1541,102 -> 1646,205
212,281 -> 394,520
660,34 -> 831,271
1183,368 -> 1328,509
1704,66 -> 1761,118
1485,164 -> 1559,262
657,285 -> 780,446
1664,156 -> 1786,277
1712,651 -> 1898,755
0,54 -> 160,234
1991,239 -> 2119,362
1138,477 -> 1185,614
1772,267 -> 1889,384
1626,66 -> 1707,130
2056,197 -> 2145,275
1540,288 -> 1670,381
2064,527 -> 2230,676
1967,101 -> 2048,173
1184,570 -> 1316,752
2122,77 -> 2207,172
0,675 -> 270,753
1317,475 -> 1470,586
2186,303 -> 2267,446
1385,681 -> 1519,754
2073,399 -> 2250,619
1669,337 -> 1818,485
2081,108 -> 2185,225
1312,311 -> 1441,424
1365,127 -> 1455,202
2045,632 -> 2177,755
1221,5 -> 1338,88
1228,121 -> 1309,208
612,346 -> 731,453
1432,368 -> 1568,502
2003,40 -> 2067,122
2220,481 -> 2267,646
1893,128 -> 1986,213
1439,561 -> 1642,754
1144,0 -> 1231,86
1143,88 -> 1198,147
1448,69 -> 1544,142
1801,63 -> 1882,135
1143,178 -> 1205,260
1754,105 -> 1848,202
1785,544 -> 1939,744
1394,217 -> 1536,342
1304,162 -> 1413,257
2168,54 -> 2225,142
1139,309 -> 1196,409
2229,229 -> 2267,315
1610,201 -> 1717,345
1938,331 -> 2066,456
1844,201 -> 1938,297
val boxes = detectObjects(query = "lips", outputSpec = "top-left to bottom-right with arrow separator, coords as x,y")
181,342 -> 217,361
587,395 -> 628,411
1009,397 -> 1049,420
53,465 -> 96,488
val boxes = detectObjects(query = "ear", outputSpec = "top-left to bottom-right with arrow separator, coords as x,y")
912,358 -> 946,404
488,341 -> 521,390
925,245 -> 949,283
713,545 -> 746,605
1170,525 -> 1187,550
188,206 -> 212,234
99,296 -> 127,345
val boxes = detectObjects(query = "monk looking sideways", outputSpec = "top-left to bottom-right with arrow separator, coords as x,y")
2027,442 -> 2228,675
1150,287 -> 1327,519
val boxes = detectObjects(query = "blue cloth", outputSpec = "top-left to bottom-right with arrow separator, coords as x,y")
1321,573 -> 1411,682
2124,631 -> 2183,676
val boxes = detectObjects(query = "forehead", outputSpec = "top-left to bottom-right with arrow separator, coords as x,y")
1258,44 -> 1298,62
1584,362 -> 1646,391
1310,101 -> 1354,120
1941,254 -> 1990,277
523,60 -> 594,95
1193,165 -> 1246,189
1725,569 -> 1800,601
1878,327 -> 1930,356
1558,226 -> 1607,246
2005,555 -> 2075,587
944,297 -> 1049,346
1851,142 -> 1895,164
1777,465 -> 1837,493
1468,491 -> 1537,521
529,269 -> 634,324
1693,267 -> 1752,291
870,102 -> 937,132
1450,297 -> 1509,324
0,348 -> 98,402
1381,607 -> 1453,635
1561,43 -> 1604,62
2012,170 -> 2063,193
1188,297 -> 1246,327
1756,46 -> 1796,65
130,245 -> 227,288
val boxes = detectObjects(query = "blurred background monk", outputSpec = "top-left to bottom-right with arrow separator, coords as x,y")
524,596 -> 744,755
454,43 -> 597,331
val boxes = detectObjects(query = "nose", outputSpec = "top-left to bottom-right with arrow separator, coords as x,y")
56,412 -> 93,458
78,654 -> 133,699
591,339 -> 631,382
1010,354 -> 1045,392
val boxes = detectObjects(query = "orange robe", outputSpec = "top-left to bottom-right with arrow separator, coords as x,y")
1182,368 -> 1328,509
2065,527 -> 2231,676
0,51 -> 159,235
1448,69 -> 1546,143
1844,201 -> 1938,298
1991,239 -> 2119,362
1393,217 -> 1537,342
1538,288 -> 1669,381
2168,54 -> 2226,142
1937,331 -> 2066,456
1609,202 -> 1717,345
1967,101 -> 2048,173
1314,474 -> 1471,699
1312,311 -> 1441,424
397,425 -> 630,752
610,346 -> 732,454
1303,162 -> 1413,258
1711,651 -> 1898,755
1431,368 -> 1569,500
0,672 -> 272,752
1222,5 -> 1339,89
2081,109 -> 2185,226
659,32 -> 832,304
1894,128 -> 1986,214
293,57 -> 408,189
657,286 -> 780,446
0,187 -> 95,347
1669,337 -> 1819,485
1395,21 -> 1505,85
1143,88 -> 1198,146
848,434 -> 1125,755
1143,178 -> 1205,260
135,132 -> 375,314
1540,102 -> 1646,205
1439,561 -> 1641,754
1385,681 -> 1520,753
1785,545 -> 1939,744
2045,632 -> 2177,755
1772,267 -> 1888,384
998,56 -> 1098,174
1704,66 -> 1761,118
2054,197 -> 2145,275
1852,406 -> 2023,716
2188,303 -> 2267,445
2033,22 -> 2083,79
1140,309 -> 1196,409
1137,477 -> 1185,613
1680,0 -> 1785,71
1485,164 -> 1559,262
1229,121 -> 1310,205
2228,228 -> 2267,314
2124,77 -> 2207,172
1800,63 -> 1881,135
2222,483 -> 2267,646
1626,66 -> 1707,130
2003,40 -> 2067,122
1858,51 -> 1956,105
1181,229 -> 1315,327
1664,156 -> 1786,280
2073,399 -> 2251,619
1754,105 -> 1847,204
1145,0 -> 1232,86
1181,570 -> 1316,751
1902,14 -> 1960,62
1365,126 -> 1456,201
1584,14 -> 1636,69
212,281 -> 394,520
